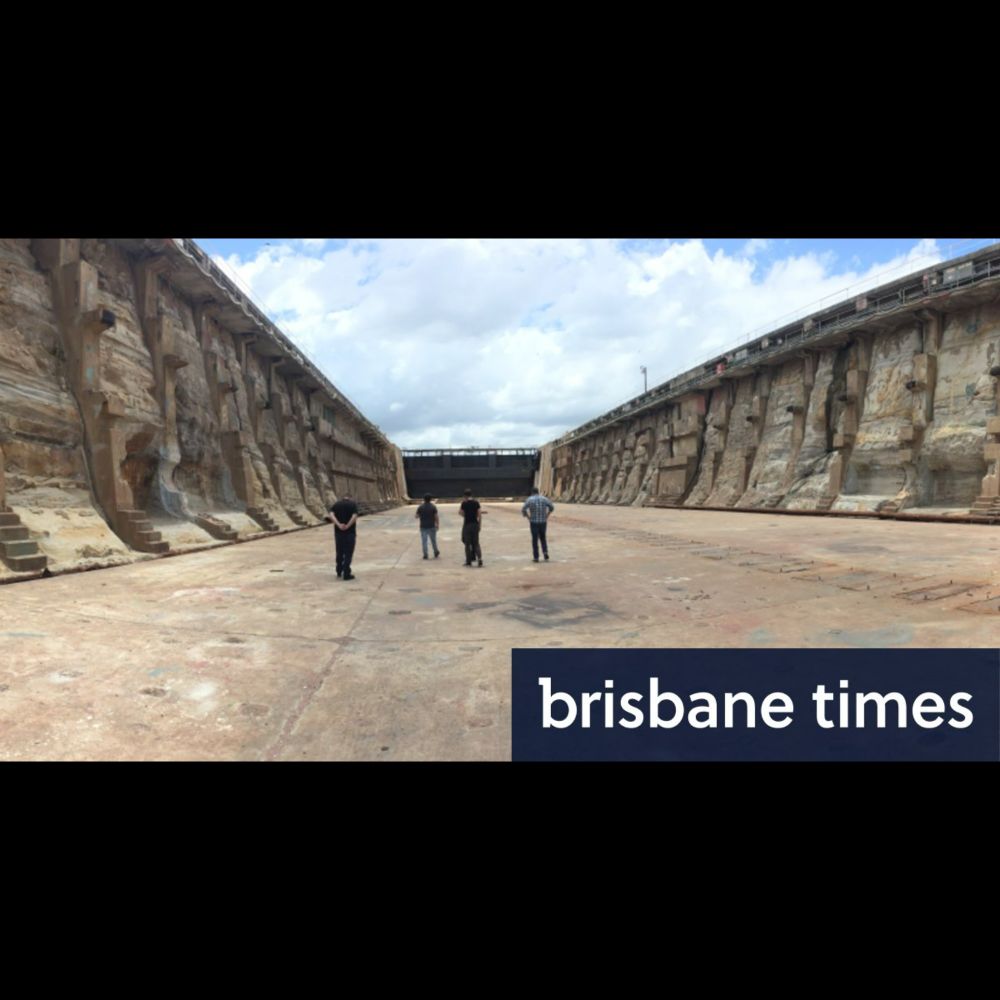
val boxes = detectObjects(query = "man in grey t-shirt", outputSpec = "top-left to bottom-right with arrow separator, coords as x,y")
521,488 -> 554,562
415,493 -> 440,559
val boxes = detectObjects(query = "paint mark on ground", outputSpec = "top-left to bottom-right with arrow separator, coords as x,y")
821,624 -> 914,647
187,682 -> 218,701
148,666 -> 180,677
824,542 -> 891,554
167,587 -> 242,600
799,570 -> 879,588
214,648 -> 251,660
897,582 -> 983,603
49,671 -> 82,684
958,594 -> 1000,615
502,596 -> 612,630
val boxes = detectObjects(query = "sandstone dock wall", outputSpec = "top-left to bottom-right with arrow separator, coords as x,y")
0,238 -> 405,579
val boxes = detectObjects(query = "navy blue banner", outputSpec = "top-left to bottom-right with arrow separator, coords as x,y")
512,648 -> 1000,761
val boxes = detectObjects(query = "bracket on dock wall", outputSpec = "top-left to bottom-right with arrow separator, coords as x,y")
881,313 -> 941,513
824,336 -> 871,509
772,353 -> 818,506
971,359 -> 1000,515
134,255 -> 189,524
647,393 -> 706,505
740,371 -> 772,497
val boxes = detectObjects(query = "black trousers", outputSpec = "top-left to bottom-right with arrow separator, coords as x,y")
462,522 -> 482,563
335,530 -> 356,575
530,521 -> 548,558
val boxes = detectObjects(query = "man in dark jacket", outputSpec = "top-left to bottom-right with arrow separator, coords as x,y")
459,488 -> 483,567
327,493 -> 359,580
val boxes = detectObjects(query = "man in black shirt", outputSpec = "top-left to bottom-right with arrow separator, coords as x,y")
459,488 -> 483,567
327,493 -> 359,580
415,493 -> 440,559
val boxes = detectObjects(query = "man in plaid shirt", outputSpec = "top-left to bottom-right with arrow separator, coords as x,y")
521,488 -> 555,562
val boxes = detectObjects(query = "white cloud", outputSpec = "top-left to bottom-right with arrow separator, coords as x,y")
740,238 -> 771,257
207,238 -> 949,448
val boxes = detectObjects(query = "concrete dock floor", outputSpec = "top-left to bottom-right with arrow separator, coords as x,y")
1,503 -> 997,760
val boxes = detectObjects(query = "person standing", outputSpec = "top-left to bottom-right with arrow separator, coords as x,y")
521,487 -> 554,562
327,493 -> 359,581
415,493 -> 440,559
459,488 -> 483,567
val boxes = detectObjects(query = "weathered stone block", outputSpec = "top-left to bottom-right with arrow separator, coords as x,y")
102,396 -> 127,420
70,260 -> 99,316
913,353 -> 936,388
673,413 -> 703,437
31,238 -> 80,271
164,353 -> 188,370
786,384 -> 806,409
828,452 -> 845,493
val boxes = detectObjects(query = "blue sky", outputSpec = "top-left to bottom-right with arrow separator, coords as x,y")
197,237 -> 976,272
190,237 -> 993,448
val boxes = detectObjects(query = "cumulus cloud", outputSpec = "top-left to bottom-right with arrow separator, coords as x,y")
740,238 -> 771,257
209,237 -> 951,448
